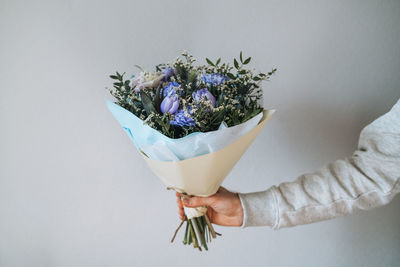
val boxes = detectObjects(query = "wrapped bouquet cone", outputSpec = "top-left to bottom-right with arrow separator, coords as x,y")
107,102 -> 276,252
141,109 -> 275,197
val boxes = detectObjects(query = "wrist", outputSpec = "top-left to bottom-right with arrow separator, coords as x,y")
233,193 -> 244,226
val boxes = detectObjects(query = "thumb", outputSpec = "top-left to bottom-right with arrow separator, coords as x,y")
182,196 -> 213,208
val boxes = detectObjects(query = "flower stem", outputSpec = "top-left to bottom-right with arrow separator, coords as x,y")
188,221 -> 193,244
171,220 -> 185,243
189,220 -> 201,251
183,220 -> 189,245
204,214 -> 217,238
190,219 -> 202,249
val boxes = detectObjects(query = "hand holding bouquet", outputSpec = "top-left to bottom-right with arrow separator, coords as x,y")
106,52 -> 276,251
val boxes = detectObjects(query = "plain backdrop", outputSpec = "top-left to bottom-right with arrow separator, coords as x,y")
1,0 -> 399,266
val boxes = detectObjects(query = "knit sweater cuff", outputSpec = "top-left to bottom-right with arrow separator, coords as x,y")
238,187 -> 278,228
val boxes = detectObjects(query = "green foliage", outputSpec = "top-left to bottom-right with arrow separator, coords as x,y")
140,91 -> 156,115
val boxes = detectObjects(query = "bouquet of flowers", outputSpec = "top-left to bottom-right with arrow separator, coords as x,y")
106,52 -> 276,251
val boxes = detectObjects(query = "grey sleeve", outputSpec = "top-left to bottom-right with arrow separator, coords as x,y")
239,99 -> 400,229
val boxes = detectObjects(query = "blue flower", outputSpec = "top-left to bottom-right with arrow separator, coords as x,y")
162,82 -> 180,97
201,73 -> 229,86
170,109 -> 196,127
192,88 -> 216,108
162,67 -> 176,81
160,91 -> 179,114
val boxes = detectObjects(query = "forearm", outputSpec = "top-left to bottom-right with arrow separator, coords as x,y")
239,99 -> 400,229
239,157 -> 400,229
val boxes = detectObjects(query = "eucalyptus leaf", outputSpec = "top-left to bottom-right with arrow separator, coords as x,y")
140,91 -> 156,115
227,73 -> 236,79
234,59 -> 239,69
206,58 -> 214,66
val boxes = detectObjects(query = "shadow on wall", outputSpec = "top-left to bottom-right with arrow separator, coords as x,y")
334,196 -> 400,266
270,94 -> 399,167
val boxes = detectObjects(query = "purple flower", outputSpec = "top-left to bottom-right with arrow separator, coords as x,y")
160,91 -> 179,114
192,88 -> 216,108
170,109 -> 196,127
201,73 -> 229,86
162,67 -> 176,81
162,82 -> 180,97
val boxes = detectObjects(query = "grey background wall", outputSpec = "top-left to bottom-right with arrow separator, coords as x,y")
1,0 -> 399,266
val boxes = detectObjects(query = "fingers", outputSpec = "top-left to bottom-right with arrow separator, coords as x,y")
176,192 -> 185,220
182,195 -> 213,208
175,191 -> 216,219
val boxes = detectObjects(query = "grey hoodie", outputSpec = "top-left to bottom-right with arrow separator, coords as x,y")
239,99 -> 400,229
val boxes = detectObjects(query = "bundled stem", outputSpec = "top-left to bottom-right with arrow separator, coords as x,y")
169,189 -> 220,251
171,213 -> 219,251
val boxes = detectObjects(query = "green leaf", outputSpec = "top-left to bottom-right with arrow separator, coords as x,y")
140,91 -> 157,115
206,58 -> 214,66
234,59 -> 239,69
253,76 -> 261,81
109,75 -> 118,79
243,57 -> 251,64
268,68 -> 277,75
240,51 -> 243,63
155,64 -> 164,72
216,93 -> 224,106
216,58 -> 221,65
227,73 -> 236,79
188,70 -> 197,84
175,64 -> 188,80
134,65 -> 144,72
